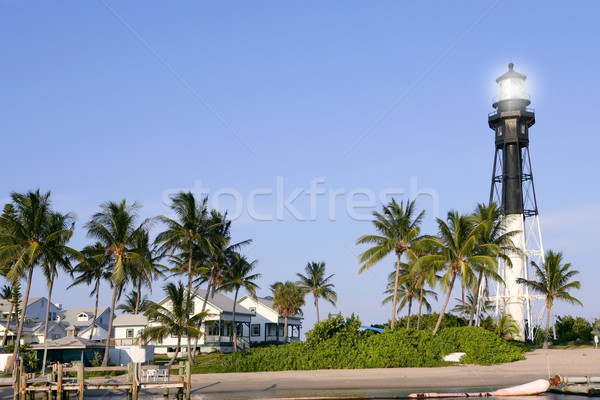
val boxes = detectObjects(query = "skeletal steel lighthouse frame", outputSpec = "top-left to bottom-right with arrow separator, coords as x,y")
485,63 -> 545,341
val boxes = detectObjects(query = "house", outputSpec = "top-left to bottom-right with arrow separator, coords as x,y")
109,314 -> 154,365
238,296 -> 303,343
29,336 -> 105,367
0,297 -> 63,345
150,289 -> 254,355
112,314 -> 148,346
58,307 -> 111,340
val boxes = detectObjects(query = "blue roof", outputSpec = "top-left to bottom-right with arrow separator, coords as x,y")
360,325 -> 384,333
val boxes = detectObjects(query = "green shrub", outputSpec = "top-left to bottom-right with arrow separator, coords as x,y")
214,315 -> 526,372
435,326 -> 525,365
555,315 -> 592,343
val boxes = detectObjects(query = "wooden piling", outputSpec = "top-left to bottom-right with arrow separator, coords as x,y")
76,363 -> 84,400
185,361 -> 191,400
56,363 -> 63,400
12,358 -> 19,400
19,360 -> 27,400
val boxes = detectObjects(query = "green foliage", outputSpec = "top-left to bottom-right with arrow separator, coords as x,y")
398,313 -> 467,331
91,351 -> 103,367
436,327 -> 525,365
20,345 -> 39,373
555,315 -> 592,343
215,314 -> 525,372
305,313 -> 361,346
190,352 -> 226,374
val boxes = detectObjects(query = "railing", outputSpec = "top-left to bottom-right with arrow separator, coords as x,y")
13,360 -> 190,400
108,337 -> 143,346
264,336 -> 300,342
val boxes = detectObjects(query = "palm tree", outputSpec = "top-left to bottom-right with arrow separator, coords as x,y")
86,200 -> 146,366
68,242 -> 110,340
517,250 -> 582,349
495,313 -> 520,340
217,252 -> 261,351
381,268 -> 414,326
131,230 -> 165,314
271,281 -> 305,343
40,211 -> 76,372
155,192 -> 214,363
468,203 -> 518,326
117,290 -> 149,314
356,199 -> 424,330
451,292 -> 492,321
142,282 -> 210,366
296,261 -> 337,322
410,248 -> 439,330
419,210 -> 499,335
0,190 -> 72,371
382,266 -> 437,329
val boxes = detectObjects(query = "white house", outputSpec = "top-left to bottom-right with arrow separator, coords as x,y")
59,307 -> 111,340
110,314 -> 153,365
238,296 -> 303,343
0,297 -> 63,345
112,314 -> 147,346
150,289 -> 254,355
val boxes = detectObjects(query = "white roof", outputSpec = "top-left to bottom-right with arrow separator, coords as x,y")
113,314 -> 148,326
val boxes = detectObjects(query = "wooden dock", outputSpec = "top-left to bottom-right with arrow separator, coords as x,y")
12,360 -> 191,400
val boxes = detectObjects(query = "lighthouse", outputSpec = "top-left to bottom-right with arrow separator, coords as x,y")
487,63 -> 544,341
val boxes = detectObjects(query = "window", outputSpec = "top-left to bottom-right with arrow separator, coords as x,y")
205,321 -> 219,336
497,126 -> 503,136
520,124 -> 526,134
188,301 -> 195,315
236,323 -> 243,336
267,324 -> 280,337
52,334 -> 61,340
251,324 -> 260,337
126,329 -> 134,338
249,307 -> 256,313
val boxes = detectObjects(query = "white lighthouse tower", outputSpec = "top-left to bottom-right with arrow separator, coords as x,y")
487,63 -> 545,341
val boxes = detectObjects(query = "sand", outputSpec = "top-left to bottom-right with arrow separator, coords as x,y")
188,348 -> 600,398
2,348 -> 599,399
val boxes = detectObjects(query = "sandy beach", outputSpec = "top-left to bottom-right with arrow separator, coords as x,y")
2,348 -> 599,399
185,348 -> 600,399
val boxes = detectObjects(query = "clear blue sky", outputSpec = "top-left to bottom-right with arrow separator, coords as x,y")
2,1 -> 599,333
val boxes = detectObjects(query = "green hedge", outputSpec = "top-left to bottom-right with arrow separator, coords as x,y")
436,327 -> 525,365
217,315 -> 525,372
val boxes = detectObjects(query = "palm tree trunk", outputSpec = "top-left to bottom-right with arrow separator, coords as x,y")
169,335 -> 182,367
433,272 -> 457,336
406,297 -> 413,329
102,284 -> 119,367
89,277 -> 101,340
390,255 -> 401,330
41,270 -> 56,373
468,272 -> 484,326
283,316 -> 289,343
314,295 -> 320,322
134,279 -> 142,315
186,243 -> 193,365
232,288 -> 239,352
192,281 -> 212,359
9,267 -> 34,373
543,301 -> 552,349
416,286 -> 424,330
